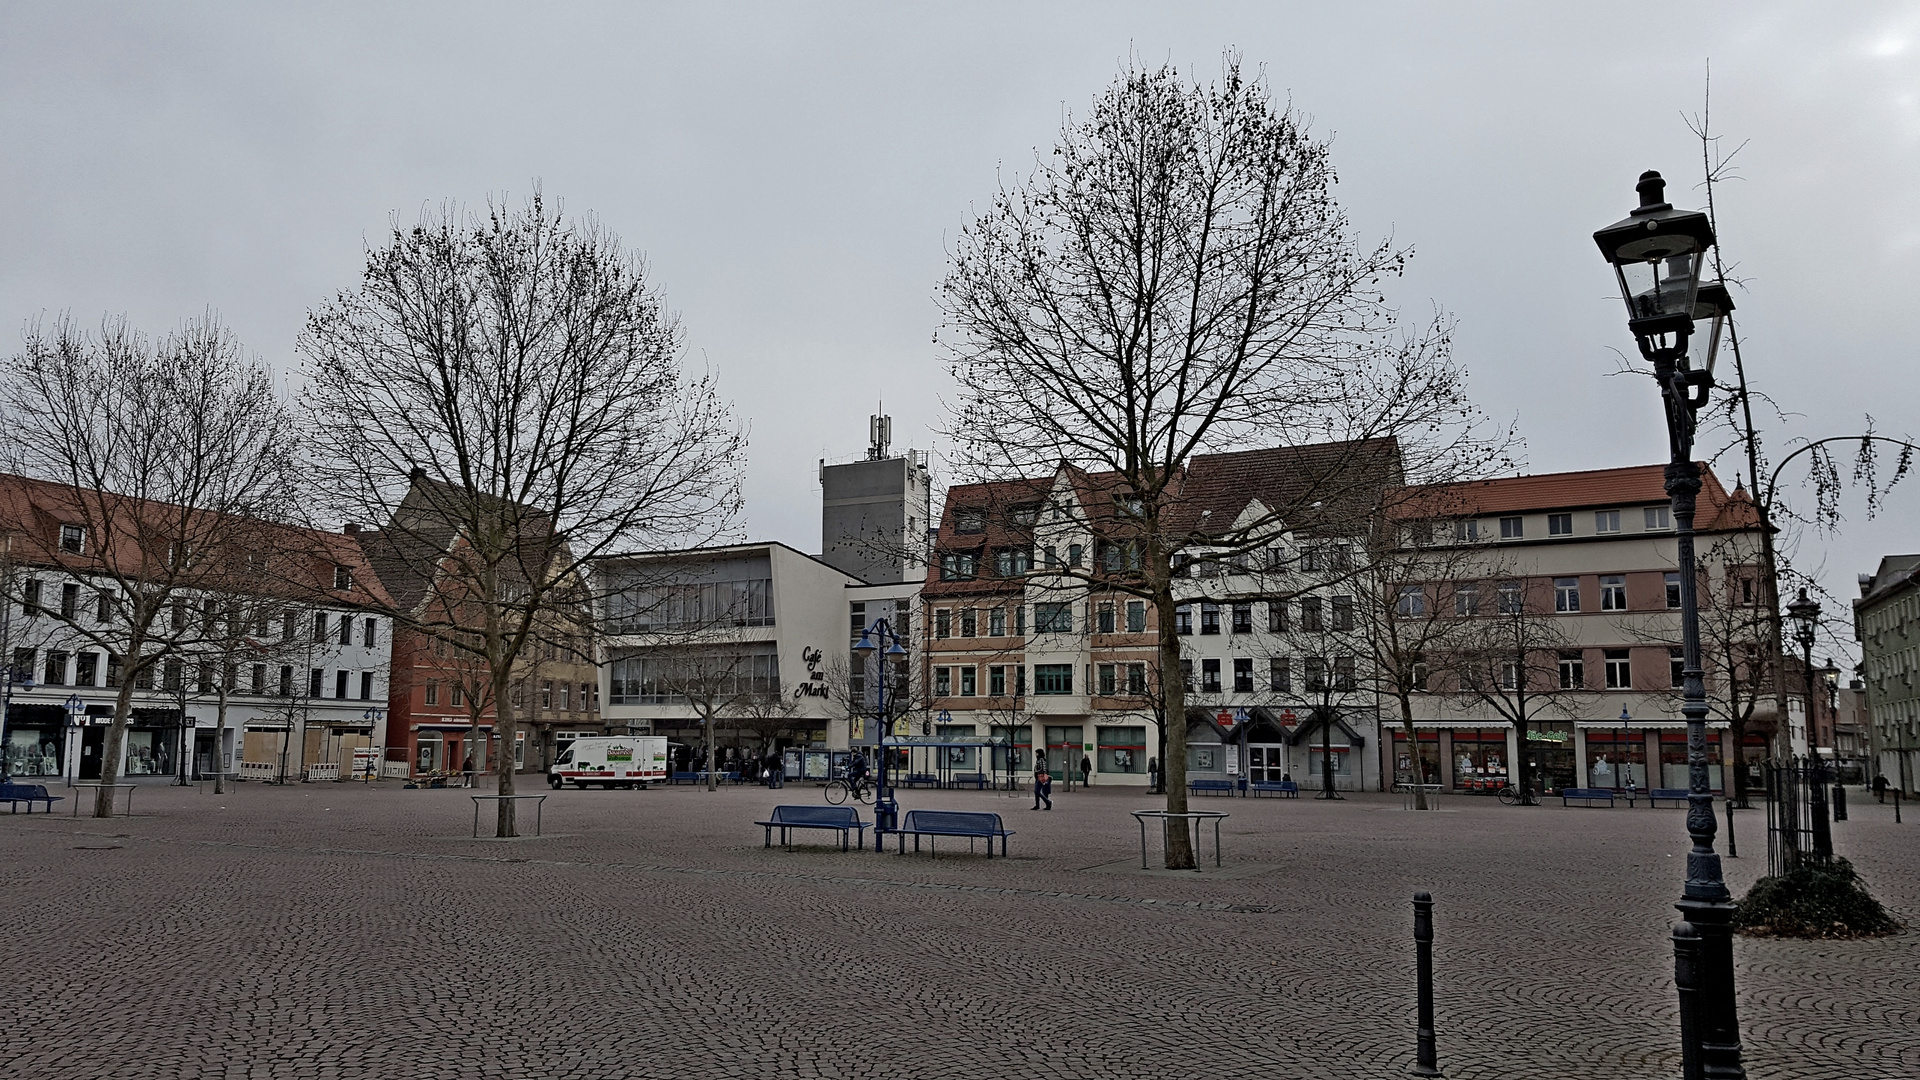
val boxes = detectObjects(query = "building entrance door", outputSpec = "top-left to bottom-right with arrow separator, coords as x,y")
1045,726 -> 1084,783
1248,744 -> 1288,783
193,730 -> 218,780
79,727 -> 105,780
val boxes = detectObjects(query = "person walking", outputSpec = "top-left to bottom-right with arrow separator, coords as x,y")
1033,766 -> 1053,810
1147,756 -> 1159,794
1872,773 -> 1889,803
1080,753 -> 1093,788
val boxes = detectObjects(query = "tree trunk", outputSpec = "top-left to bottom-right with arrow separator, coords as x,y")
493,666 -> 517,837
213,689 -> 230,796
705,706 -> 717,793
1153,562 -> 1195,869
1398,693 -> 1427,810
95,663 -> 140,818
1729,713 -> 1749,808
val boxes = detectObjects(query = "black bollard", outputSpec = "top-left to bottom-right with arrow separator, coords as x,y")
1673,920 -> 1703,1080
1725,799 -> 1736,859
1411,891 -> 1441,1077
1896,790 -> 1903,825
1832,782 -> 1847,822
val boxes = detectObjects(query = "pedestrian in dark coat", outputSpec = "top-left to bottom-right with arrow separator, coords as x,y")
1033,767 -> 1053,810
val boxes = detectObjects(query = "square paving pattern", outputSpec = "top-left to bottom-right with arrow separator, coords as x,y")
3,781 -> 1914,1079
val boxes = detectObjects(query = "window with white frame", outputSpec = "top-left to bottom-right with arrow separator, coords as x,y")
1454,585 -> 1479,617
1497,582 -> 1523,613
1600,575 -> 1627,611
1604,649 -> 1632,689
1595,510 -> 1621,533
1554,577 -> 1581,612
1645,506 -> 1671,530
1548,513 -> 1573,536
1499,516 -> 1523,539
1559,651 -> 1584,689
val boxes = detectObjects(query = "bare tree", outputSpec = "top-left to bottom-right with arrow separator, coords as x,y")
1346,500 -> 1497,809
300,193 -> 741,835
1,314 -> 298,817
940,56 -> 1489,867
1451,578 -> 1579,804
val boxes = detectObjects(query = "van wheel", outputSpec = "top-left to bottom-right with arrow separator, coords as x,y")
548,775 -> 562,790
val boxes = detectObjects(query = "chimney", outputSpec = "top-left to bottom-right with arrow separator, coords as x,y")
344,523 -> 361,535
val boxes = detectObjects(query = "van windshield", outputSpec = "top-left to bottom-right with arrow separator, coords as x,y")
555,748 -> 574,766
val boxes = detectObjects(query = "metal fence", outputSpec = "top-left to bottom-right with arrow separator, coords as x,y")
1762,757 -> 1835,877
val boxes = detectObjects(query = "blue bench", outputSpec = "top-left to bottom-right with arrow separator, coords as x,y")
1189,779 -> 1235,796
1561,787 -> 1616,808
900,773 -> 941,789
893,809 -> 1014,858
1251,780 -> 1299,798
755,805 -> 869,851
1647,788 -> 1691,808
0,782 -> 63,813
948,771 -> 989,790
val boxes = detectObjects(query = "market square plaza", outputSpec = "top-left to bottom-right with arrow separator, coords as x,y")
3,781 -> 1913,1079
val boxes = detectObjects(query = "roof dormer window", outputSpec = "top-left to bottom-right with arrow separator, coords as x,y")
59,524 -> 85,554
334,566 -> 354,590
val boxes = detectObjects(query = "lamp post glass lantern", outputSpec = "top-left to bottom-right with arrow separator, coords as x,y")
1595,170 -> 1745,1079
852,618 -> 907,851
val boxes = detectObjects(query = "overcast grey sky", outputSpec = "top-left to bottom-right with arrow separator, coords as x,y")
3,1 -> 1916,655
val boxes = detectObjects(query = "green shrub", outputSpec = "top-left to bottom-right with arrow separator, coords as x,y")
1734,858 -> 1902,939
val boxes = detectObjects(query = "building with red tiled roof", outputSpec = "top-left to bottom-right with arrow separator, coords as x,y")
1381,462 -> 1777,799
0,472 -> 395,785
915,439 -> 1403,791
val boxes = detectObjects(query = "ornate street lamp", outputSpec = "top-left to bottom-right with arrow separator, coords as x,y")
852,618 -> 909,851
1595,169 -> 1745,1079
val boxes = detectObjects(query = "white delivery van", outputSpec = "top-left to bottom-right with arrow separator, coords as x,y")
549,735 -> 669,789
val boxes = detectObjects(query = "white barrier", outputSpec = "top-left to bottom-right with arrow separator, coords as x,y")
306,763 -> 340,782
381,760 -> 411,779
239,761 -> 278,781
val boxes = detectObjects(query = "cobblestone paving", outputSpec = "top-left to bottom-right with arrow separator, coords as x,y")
1,779 -> 1913,1079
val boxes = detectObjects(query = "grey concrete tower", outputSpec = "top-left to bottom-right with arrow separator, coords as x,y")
819,414 -> 931,585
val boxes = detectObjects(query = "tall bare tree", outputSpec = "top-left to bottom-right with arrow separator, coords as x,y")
1451,577 -> 1579,804
1,314 -> 297,817
1344,500 -> 1498,810
940,57 -> 1487,866
300,192 -> 741,835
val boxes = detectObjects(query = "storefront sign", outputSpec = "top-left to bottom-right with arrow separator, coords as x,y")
1225,745 -> 1240,775
1526,729 -> 1571,743
1280,710 -> 1298,728
793,647 -> 831,699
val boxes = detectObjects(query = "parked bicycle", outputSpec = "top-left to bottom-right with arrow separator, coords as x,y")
1496,784 -> 1537,806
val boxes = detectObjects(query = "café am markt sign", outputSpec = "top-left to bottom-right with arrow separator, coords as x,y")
794,646 -> 831,700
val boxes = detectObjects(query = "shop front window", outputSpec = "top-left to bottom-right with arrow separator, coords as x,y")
1584,730 -> 1648,790
990,725 -> 1030,773
1660,732 -> 1723,792
1393,731 -> 1436,786
1449,730 -> 1509,792
6,726 -> 63,777
124,729 -> 175,775
1096,725 -> 1145,773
